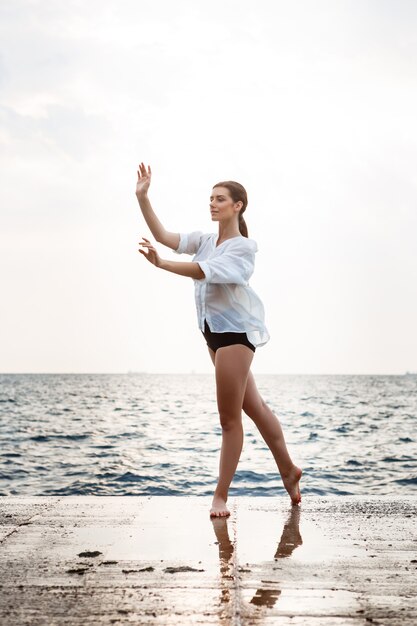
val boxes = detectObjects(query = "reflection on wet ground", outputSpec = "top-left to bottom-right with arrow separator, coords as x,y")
0,495 -> 416,625
212,504 -> 303,616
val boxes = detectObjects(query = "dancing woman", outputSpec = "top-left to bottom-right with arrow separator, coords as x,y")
136,162 -> 302,517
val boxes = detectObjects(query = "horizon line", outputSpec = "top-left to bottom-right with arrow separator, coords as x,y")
0,371 -> 416,376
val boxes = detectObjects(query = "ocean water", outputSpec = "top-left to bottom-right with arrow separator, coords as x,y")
0,373 -> 416,497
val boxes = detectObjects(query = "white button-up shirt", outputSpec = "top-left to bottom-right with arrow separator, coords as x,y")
174,231 -> 270,347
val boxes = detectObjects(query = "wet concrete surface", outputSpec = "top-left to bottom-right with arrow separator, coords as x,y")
0,495 -> 416,625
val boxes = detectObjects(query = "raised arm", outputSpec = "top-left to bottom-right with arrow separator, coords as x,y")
136,162 -> 180,251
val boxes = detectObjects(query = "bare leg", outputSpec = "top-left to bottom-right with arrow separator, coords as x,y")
242,370 -> 302,504
209,344 -> 254,517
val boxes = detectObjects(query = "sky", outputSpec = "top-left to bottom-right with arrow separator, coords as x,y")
1,0 -> 416,374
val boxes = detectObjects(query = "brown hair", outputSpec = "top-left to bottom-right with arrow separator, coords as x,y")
212,180 -> 248,238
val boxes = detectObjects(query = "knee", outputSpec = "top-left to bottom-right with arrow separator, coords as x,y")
219,412 -> 242,430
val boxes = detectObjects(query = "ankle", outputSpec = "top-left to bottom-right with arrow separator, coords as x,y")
280,463 -> 297,478
213,491 -> 228,501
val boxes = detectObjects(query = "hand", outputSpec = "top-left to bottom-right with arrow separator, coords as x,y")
138,237 -> 163,268
136,162 -> 151,196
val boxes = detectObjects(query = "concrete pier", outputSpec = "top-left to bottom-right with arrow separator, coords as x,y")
0,495 -> 416,625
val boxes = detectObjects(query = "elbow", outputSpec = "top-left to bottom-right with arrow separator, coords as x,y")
195,261 -> 207,280
154,228 -> 169,245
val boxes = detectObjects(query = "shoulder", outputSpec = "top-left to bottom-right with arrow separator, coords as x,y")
246,237 -> 258,252
232,236 -> 258,253
187,231 -> 214,246
191,232 -> 215,243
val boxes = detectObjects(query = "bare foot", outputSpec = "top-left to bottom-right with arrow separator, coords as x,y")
281,465 -> 302,505
210,494 -> 230,517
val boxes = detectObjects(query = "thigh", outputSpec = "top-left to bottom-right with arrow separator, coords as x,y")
242,369 -> 265,419
207,347 -> 264,418
214,345 -> 254,419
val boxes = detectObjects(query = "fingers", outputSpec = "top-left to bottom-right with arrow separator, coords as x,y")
138,237 -> 157,252
138,237 -> 155,260
138,238 -> 154,251
137,162 -> 151,178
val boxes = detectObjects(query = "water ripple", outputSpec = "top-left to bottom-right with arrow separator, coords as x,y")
0,373 -> 416,497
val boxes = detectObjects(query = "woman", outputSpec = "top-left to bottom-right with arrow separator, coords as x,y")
136,162 -> 302,517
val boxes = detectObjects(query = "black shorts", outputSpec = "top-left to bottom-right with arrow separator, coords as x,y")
201,318 -> 256,353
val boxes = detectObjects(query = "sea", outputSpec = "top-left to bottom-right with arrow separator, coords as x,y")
0,373 -> 416,497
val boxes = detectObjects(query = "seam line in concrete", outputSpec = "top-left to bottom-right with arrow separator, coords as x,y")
0,497 -> 63,546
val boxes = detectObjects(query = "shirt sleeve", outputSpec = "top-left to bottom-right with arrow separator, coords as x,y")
173,231 -> 204,255
197,239 -> 257,285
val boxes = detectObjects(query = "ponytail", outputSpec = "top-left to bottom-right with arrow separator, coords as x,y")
238,212 -> 248,237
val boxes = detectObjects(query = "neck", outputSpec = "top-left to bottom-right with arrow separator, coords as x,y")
217,219 -> 240,241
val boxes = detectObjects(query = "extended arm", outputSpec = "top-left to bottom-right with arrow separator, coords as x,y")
159,259 -> 205,279
139,237 -> 205,279
136,193 -> 180,250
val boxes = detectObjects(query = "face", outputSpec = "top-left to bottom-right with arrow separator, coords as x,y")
209,186 -> 242,221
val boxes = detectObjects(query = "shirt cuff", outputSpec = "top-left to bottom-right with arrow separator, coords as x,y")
173,233 -> 186,254
197,260 -> 212,282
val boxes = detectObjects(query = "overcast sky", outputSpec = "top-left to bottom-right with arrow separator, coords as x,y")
1,0 -> 416,374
